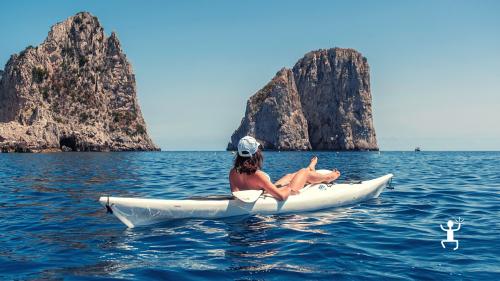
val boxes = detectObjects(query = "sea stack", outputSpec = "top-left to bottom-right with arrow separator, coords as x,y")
228,68 -> 311,150
0,12 -> 159,152
228,48 -> 378,151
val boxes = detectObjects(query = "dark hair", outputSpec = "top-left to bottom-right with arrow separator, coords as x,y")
234,149 -> 263,175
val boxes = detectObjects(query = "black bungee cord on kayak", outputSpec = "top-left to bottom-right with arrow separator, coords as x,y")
105,196 -> 113,214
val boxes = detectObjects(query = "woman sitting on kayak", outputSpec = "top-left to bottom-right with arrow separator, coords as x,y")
229,136 -> 341,201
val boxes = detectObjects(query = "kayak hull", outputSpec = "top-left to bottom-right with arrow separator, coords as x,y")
99,174 -> 393,228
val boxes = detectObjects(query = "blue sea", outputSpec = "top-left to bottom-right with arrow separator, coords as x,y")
0,151 -> 499,280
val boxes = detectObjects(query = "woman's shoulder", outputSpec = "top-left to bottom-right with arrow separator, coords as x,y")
256,170 -> 271,181
230,168 -> 264,179
254,170 -> 270,180
254,170 -> 265,176
229,168 -> 238,178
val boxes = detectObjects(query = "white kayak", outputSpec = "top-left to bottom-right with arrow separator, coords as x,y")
99,173 -> 393,228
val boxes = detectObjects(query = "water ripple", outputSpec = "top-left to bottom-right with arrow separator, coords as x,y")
0,151 -> 499,280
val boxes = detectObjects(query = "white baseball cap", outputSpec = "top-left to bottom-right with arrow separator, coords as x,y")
237,136 -> 261,157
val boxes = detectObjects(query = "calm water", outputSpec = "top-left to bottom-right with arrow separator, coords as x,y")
0,151 -> 499,280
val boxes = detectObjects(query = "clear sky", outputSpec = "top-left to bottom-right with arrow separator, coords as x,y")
1,0 -> 499,150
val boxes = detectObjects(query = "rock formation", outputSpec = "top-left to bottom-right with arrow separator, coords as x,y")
0,12 -> 159,152
228,48 -> 378,151
228,68 -> 311,150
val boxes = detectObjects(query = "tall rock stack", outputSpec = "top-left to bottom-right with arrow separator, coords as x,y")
228,68 -> 311,150
0,12 -> 159,152
228,48 -> 378,151
293,48 -> 377,150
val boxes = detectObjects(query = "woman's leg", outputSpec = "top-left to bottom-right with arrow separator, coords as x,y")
274,173 -> 296,186
289,168 -> 340,192
307,156 -> 318,171
275,156 -> 318,186
306,170 -> 340,184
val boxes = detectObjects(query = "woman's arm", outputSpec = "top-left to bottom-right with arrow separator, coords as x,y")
255,171 -> 292,201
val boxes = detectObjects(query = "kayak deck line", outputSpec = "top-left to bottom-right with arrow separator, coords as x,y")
187,195 -> 235,201
99,173 -> 394,228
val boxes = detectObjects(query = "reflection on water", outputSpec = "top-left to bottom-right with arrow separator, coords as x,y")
0,152 -> 499,280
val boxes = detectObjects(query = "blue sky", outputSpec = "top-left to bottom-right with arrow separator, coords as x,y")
1,0 -> 499,150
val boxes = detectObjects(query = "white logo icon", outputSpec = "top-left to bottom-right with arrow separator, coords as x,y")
440,217 -> 463,250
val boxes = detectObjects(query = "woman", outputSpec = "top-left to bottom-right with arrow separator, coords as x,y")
229,136 -> 341,201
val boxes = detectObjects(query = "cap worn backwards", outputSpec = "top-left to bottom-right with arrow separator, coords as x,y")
237,136 -> 261,157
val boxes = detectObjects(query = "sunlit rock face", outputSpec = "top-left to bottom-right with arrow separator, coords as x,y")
292,48 -> 378,150
227,68 -> 311,151
0,12 -> 159,152
228,48 -> 378,151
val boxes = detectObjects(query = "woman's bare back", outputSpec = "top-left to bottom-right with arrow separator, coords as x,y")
229,168 -> 265,192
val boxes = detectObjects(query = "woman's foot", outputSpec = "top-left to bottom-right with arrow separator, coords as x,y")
324,169 -> 340,183
308,156 -> 318,171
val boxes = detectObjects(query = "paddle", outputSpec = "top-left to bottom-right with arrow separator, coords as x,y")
232,189 -> 263,203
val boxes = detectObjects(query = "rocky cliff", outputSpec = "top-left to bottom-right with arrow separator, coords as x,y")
0,12 -> 158,152
228,48 -> 378,151
228,68 -> 311,150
